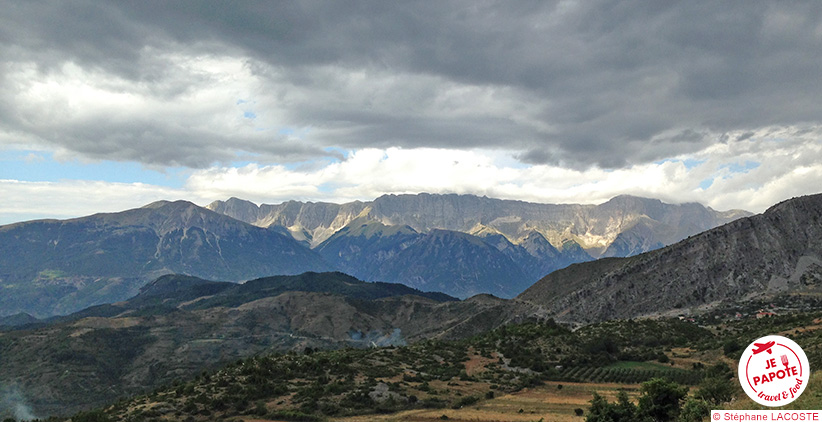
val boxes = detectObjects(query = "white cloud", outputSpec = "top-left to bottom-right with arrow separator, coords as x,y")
184,133 -> 822,213
0,179 -> 201,224
1,49 -> 333,167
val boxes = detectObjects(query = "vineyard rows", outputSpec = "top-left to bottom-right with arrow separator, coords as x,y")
551,365 -> 703,385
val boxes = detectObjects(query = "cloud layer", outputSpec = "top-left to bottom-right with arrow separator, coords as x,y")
3,2 -> 822,167
1,1 -> 821,222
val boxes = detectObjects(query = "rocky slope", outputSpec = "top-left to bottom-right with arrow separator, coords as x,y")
0,201 -> 331,318
481,231 -> 595,281
518,194 -> 822,323
206,198 -> 370,246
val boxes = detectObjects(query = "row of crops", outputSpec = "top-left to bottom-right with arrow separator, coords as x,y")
550,365 -> 703,385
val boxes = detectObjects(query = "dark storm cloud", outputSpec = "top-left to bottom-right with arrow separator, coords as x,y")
1,1 -> 821,168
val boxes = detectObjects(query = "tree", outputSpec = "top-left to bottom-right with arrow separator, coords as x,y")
586,392 -> 616,422
587,379 -> 690,422
678,398 -> 710,422
694,362 -> 735,407
636,378 -> 688,422
696,376 -> 735,406
612,390 -> 639,422
705,362 -> 733,380
723,340 -> 741,358
585,391 -> 639,422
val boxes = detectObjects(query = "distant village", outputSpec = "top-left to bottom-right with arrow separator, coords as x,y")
680,294 -> 822,325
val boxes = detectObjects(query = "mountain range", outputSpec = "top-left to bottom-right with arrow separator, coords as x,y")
208,193 -> 748,298
0,193 -> 749,317
207,193 -> 749,256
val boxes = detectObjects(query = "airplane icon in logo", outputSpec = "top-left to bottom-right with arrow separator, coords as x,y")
752,341 -> 776,355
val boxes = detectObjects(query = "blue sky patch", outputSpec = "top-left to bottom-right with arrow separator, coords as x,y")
720,160 -> 760,176
653,158 -> 706,170
316,182 -> 339,194
682,158 -> 706,169
0,150 -> 188,188
698,178 -> 714,190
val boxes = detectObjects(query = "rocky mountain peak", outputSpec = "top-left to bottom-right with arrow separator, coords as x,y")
206,197 -> 263,225
119,200 -> 242,236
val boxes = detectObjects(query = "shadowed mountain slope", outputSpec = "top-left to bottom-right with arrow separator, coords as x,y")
316,221 -> 534,298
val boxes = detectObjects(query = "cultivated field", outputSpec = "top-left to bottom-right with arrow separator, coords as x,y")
332,381 -> 640,422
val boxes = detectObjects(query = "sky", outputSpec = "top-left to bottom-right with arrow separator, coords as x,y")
1,1 -> 821,224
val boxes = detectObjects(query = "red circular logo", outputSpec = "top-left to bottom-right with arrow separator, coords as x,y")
738,335 -> 810,407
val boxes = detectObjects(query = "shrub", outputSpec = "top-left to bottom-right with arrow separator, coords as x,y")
71,409 -> 112,422
585,390 -> 636,422
452,396 -> 479,409
266,410 -> 324,422
421,398 -> 447,409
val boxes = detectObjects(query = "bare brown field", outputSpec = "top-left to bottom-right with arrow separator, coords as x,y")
331,381 -> 640,422
463,348 -> 498,377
